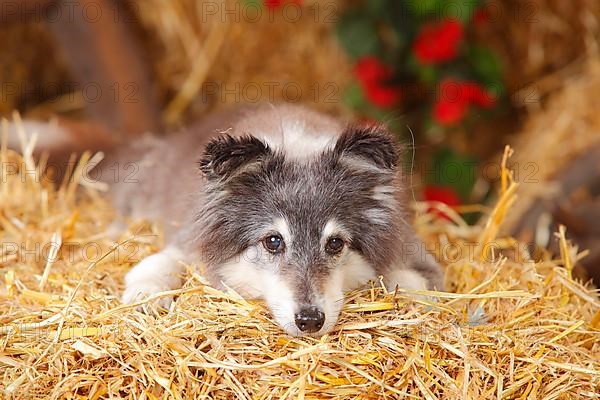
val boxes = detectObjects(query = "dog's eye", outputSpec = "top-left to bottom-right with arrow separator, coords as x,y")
263,234 -> 285,253
325,237 -> 345,255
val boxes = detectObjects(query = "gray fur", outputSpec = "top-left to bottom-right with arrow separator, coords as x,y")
105,104 -> 443,330
186,109 -> 443,306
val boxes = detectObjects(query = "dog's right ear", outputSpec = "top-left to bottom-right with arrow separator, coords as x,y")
334,125 -> 399,170
199,134 -> 272,179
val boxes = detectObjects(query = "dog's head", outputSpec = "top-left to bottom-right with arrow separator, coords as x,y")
197,126 -> 406,336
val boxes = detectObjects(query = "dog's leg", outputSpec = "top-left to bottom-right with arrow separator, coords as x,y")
385,251 -> 444,302
121,246 -> 185,308
105,220 -> 128,241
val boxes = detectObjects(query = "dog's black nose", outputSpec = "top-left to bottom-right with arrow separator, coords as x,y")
295,307 -> 325,333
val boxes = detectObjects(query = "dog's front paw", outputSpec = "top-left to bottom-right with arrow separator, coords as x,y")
121,279 -> 174,309
121,249 -> 186,311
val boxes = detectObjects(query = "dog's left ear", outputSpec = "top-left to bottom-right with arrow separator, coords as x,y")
334,125 -> 399,170
199,134 -> 272,180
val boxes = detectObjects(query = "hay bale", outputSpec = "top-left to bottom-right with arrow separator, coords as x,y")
506,58 -> 600,208
0,0 -> 351,127
0,22 -> 71,118
1,122 -> 598,398
503,58 -> 600,283
480,0 -> 600,99
133,0 -> 352,125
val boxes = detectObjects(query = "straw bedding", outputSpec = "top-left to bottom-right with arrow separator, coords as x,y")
0,123 -> 598,399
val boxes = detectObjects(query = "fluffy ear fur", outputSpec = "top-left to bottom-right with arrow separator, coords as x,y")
334,125 -> 399,170
199,134 -> 271,179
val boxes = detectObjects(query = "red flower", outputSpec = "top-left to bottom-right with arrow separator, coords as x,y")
460,82 -> 496,108
433,98 -> 468,125
264,0 -> 302,9
424,185 -> 461,220
354,57 -> 391,84
354,57 -> 401,108
413,20 -> 464,64
433,79 -> 496,126
364,82 -> 401,108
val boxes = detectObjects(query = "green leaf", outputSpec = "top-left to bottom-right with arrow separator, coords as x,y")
405,0 -> 480,20
486,82 -> 505,103
244,0 -> 261,7
424,117 -> 445,141
343,83 -> 367,110
366,0 -> 389,17
432,147 -> 477,200
417,64 -> 438,85
336,12 -> 381,59
468,46 -> 503,87
406,55 -> 431,82
443,0 -> 481,22
405,0 -> 441,16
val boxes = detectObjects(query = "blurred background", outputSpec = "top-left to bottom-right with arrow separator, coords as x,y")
1,0 -> 599,283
